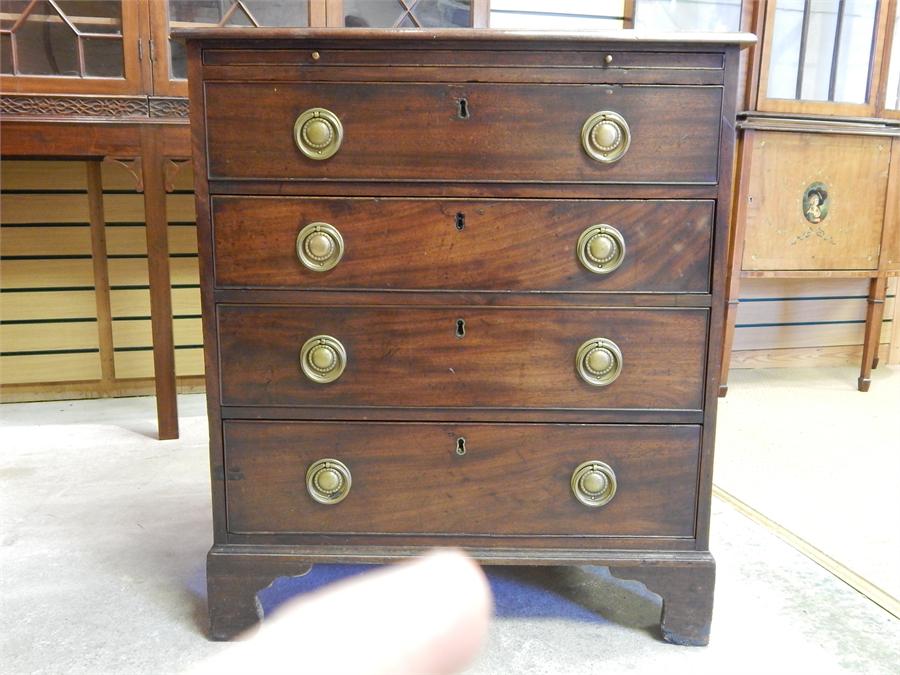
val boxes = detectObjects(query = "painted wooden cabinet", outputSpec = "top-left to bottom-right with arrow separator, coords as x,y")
721,0 -> 900,393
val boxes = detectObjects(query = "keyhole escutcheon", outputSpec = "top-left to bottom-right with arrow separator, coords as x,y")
456,437 -> 467,455
455,318 -> 466,338
457,97 -> 469,119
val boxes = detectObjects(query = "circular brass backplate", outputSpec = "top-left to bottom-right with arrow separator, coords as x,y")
306,458 -> 351,505
575,337 -> 623,387
581,110 -> 631,163
577,224 -> 626,274
571,460 -> 617,507
299,335 -> 347,384
296,222 -> 344,272
293,107 -> 343,160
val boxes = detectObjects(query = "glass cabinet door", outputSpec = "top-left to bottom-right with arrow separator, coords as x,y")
0,0 -> 142,94
758,0 -> 887,116
342,0 -> 474,27
152,0 -> 313,97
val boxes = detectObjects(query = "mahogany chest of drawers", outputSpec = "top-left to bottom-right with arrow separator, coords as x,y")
182,28 -> 753,645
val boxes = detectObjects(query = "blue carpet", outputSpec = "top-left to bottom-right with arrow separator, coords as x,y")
257,564 -> 611,624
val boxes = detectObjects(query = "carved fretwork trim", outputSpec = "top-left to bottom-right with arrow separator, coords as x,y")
104,157 -> 144,193
164,159 -> 192,192
149,97 -> 190,119
0,94 -> 190,121
0,94 -> 148,118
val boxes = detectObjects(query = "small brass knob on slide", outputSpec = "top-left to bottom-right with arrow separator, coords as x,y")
577,224 -> 626,274
299,335 -> 346,384
575,337 -> 623,387
581,110 -> 631,163
306,458 -> 351,504
296,222 -> 344,272
571,460 -> 617,507
294,107 -> 343,160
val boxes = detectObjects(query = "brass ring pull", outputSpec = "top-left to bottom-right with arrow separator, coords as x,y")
581,110 -> 630,163
575,337 -> 623,387
577,224 -> 626,274
299,335 -> 346,384
571,460 -> 617,507
294,107 -> 343,160
296,222 -> 344,272
306,458 -> 352,504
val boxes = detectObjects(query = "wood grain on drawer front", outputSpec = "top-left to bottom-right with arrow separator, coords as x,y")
223,421 -> 700,538
217,306 -> 708,411
212,198 -> 714,293
204,83 -> 722,183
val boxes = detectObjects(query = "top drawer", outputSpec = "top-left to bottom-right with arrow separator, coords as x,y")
204,82 -> 723,184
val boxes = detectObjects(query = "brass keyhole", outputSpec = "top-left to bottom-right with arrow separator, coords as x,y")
457,98 -> 469,119
456,437 -> 467,455
455,318 -> 466,338
455,212 -> 465,231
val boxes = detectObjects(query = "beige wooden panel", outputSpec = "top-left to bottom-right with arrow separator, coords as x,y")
104,194 -> 196,223
0,290 -> 97,321
742,132 -> 891,271
733,320 -> 892,351
1,225 -> 91,255
106,224 -> 198,255
1,160 -> 87,190
107,257 -> 200,288
0,259 -> 95,289
0,352 -> 101,384
736,297 -> 896,325
739,277 -> 871,299
109,287 -> 201,318
0,159 -> 194,192
112,318 -> 203,348
0,375 -> 206,403
0,321 -> 99,353
114,347 -> 204,379
0,194 -> 89,223
731,344 -> 891,369
0,194 -> 194,225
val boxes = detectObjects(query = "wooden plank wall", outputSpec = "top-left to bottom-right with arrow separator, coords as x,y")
731,277 -> 898,368
0,159 -> 204,401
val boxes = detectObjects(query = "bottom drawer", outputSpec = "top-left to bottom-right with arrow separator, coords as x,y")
223,421 -> 700,539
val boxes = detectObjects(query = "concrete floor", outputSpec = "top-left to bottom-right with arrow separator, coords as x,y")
1,385 -> 899,674
716,365 -> 900,609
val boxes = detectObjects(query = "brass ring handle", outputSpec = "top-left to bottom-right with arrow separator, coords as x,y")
577,224 -> 626,274
571,460 -> 617,507
299,335 -> 347,384
581,110 -> 631,163
575,337 -> 623,387
296,222 -> 344,272
294,107 -> 343,160
306,458 -> 352,504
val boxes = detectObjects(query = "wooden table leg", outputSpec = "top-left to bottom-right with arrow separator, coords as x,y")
858,276 -> 887,392
140,126 -> 179,439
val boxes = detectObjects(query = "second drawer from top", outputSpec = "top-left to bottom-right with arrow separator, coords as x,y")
212,197 -> 714,294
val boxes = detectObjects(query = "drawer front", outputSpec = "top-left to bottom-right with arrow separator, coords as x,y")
224,421 -> 700,538
204,82 -> 722,183
212,197 -> 714,293
217,306 -> 707,411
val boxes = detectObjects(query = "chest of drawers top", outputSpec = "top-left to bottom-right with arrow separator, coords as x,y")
184,29 -> 754,195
